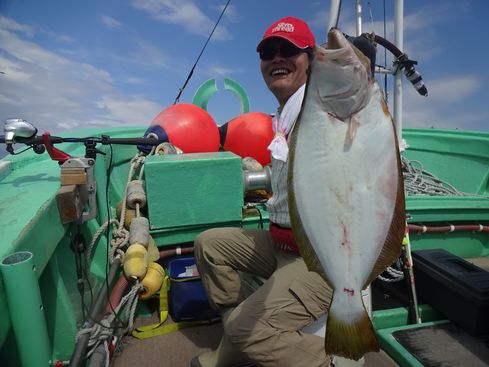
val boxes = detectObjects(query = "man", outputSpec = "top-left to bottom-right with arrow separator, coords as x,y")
191,17 -> 334,367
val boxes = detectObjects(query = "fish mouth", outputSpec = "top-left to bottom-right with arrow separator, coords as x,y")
327,28 -> 349,50
323,28 -> 372,77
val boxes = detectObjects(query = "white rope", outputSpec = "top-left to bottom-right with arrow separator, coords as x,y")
377,266 -> 404,282
109,227 -> 129,264
104,341 -> 110,367
78,150 -> 152,363
86,219 -> 119,267
119,153 -> 146,232
107,152 -> 147,264
76,282 -> 143,360
402,155 -> 487,198
385,266 -> 404,278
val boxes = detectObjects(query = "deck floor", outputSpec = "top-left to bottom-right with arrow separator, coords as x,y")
113,313 -> 399,367
113,314 -> 222,367
112,256 -> 489,366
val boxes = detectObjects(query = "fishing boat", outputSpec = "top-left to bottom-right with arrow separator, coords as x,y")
1,1 -> 488,366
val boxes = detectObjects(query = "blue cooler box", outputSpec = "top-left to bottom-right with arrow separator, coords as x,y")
168,257 -> 220,322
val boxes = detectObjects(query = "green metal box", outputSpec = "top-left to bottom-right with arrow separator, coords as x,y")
144,152 -> 243,231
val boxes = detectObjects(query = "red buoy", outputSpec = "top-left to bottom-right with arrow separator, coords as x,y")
142,104 -> 220,153
220,112 -> 274,166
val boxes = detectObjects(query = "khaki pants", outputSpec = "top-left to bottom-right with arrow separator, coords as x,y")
194,227 -> 333,367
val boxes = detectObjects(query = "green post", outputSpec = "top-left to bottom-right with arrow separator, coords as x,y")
1,251 -> 51,366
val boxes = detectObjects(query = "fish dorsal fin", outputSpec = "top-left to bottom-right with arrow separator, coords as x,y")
299,229 -> 326,278
364,143 -> 406,288
287,173 -> 328,281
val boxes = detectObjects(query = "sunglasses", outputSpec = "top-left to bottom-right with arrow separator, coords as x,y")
259,43 -> 305,61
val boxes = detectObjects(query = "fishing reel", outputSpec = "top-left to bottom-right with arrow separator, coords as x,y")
360,33 -> 428,97
3,119 -> 41,154
395,54 -> 428,97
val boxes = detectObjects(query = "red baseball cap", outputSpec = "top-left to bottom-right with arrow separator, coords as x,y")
256,16 -> 316,52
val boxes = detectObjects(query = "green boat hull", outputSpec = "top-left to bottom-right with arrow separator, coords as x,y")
0,127 -> 488,366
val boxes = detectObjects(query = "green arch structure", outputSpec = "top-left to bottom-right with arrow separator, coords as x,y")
192,78 -> 250,114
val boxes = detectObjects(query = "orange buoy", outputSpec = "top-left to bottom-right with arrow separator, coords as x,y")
140,104 -> 220,153
220,112 -> 274,166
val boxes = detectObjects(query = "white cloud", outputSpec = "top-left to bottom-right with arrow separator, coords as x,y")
56,120 -> 81,130
0,17 -> 162,134
205,65 -> 240,77
123,76 -> 148,85
313,2 -> 459,63
427,76 -> 480,103
0,56 -> 32,81
95,96 -> 162,124
130,0 -> 232,40
100,14 -> 122,30
0,93 -> 22,106
400,74 -> 484,131
126,38 -> 169,68
0,15 -> 34,36
55,34 -> 74,43
0,28 -> 60,66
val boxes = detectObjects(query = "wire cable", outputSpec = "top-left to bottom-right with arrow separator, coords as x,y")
383,0 -> 388,101
6,145 -> 33,155
104,144 -> 129,329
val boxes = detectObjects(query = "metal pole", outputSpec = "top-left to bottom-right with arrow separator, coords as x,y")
355,0 -> 362,36
327,0 -> 341,31
1,252 -> 51,367
394,0 -> 404,142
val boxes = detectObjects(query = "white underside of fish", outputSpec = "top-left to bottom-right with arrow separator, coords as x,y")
293,80 -> 397,302
289,80 -> 403,359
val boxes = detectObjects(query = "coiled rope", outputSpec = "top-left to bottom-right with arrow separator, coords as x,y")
378,263 -> 404,282
401,155 -> 486,197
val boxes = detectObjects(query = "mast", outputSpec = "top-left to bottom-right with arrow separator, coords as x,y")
355,0 -> 362,36
394,0 -> 404,141
328,0 -> 341,30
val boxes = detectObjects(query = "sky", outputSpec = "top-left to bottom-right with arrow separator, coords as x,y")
0,0 -> 488,147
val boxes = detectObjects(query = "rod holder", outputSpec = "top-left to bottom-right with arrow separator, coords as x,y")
1,251 -> 51,367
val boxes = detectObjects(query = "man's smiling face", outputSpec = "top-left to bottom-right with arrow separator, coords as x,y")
260,38 -> 310,108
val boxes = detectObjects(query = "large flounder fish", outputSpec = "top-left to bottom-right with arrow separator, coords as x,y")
288,29 -> 405,360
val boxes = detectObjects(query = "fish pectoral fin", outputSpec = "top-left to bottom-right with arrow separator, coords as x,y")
342,116 -> 359,151
347,116 -> 359,141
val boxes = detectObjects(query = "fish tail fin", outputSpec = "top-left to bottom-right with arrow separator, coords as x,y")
325,293 -> 379,361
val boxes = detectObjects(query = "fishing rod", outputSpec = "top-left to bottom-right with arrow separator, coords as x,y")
173,0 -> 231,104
1,118 -> 158,161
